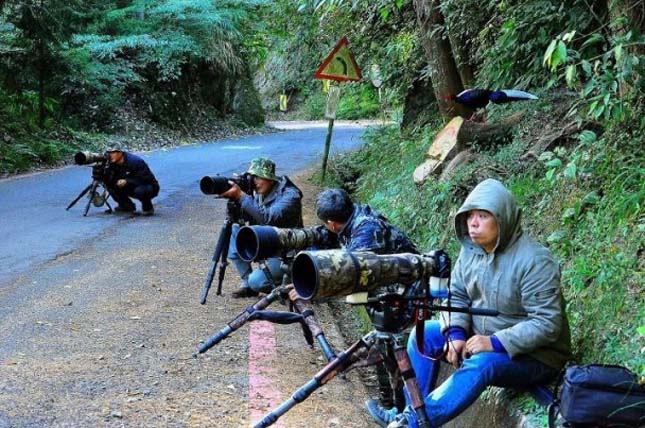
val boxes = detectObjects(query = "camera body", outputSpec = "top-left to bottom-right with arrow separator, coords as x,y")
200,173 -> 255,195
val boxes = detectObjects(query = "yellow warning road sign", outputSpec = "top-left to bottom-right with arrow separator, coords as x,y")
314,37 -> 362,82
279,94 -> 288,111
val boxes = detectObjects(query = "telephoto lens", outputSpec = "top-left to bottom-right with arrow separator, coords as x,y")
74,151 -> 106,165
236,225 -> 337,262
200,176 -> 233,195
292,250 -> 440,300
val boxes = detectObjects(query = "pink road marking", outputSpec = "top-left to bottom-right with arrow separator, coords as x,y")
248,320 -> 284,427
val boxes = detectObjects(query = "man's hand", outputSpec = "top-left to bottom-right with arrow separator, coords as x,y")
116,179 -> 127,188
288,287 -> 301,302
465,335 -> 493,357
220,182 -> 246,201
446,339 -> 465,368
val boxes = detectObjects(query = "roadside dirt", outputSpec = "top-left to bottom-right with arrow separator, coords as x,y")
0,170 -> 373,428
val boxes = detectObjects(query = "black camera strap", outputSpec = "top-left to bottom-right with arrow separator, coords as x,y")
415,276 -> 429,357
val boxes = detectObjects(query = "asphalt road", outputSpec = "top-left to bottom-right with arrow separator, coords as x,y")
0,122 -> 375,428
0,123 -> 366,287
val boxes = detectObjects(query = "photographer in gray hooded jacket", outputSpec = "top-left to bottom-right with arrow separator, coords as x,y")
367,178 -> 572,428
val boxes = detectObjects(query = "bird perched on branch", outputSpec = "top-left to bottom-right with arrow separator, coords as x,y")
445,88 -> 539,121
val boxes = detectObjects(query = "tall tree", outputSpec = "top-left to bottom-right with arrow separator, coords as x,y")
412,0 -> 472,120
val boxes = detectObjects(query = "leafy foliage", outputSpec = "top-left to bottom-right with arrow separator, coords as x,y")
543,21 -> 645,122
260,0 -> 421,118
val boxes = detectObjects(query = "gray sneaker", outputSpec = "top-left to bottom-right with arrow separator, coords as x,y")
386,415 -> 410,428
365,399 -> 398,427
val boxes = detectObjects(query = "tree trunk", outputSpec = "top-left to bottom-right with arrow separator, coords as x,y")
609,0 -> 644,55
413,112 -> 524,184
446,27 -> 475,87
401,72 -> 436,129
412,0 -> 472,120
37,37 -> 46,128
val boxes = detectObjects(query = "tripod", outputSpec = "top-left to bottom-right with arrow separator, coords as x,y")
253,327 -> 429,428
252,293 -> 499,428
197,257 -> 338,363
201,200 -> 244,304
66,164 -> 113,217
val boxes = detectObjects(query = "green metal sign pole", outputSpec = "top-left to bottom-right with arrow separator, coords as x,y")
321,118 -> 335,183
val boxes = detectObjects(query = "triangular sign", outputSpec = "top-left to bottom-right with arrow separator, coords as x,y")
314,37 -> 362,82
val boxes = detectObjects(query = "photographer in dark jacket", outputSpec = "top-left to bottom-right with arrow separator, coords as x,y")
105,145 -> 160,216
219,157 -> 303,298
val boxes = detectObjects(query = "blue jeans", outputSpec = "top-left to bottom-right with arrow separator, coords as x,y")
403,320 -> 558,428
228,224 -> 283,292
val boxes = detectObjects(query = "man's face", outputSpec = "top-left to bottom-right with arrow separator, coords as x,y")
108,151 -> 124,165
322,219 -> 343,234
253,176 -> 275,196
466,209 -> 499,253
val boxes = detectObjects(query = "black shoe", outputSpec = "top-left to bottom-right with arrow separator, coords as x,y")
141,199 -> 154,212
231,287 -> 259,298
115,204 -> 135,213
141,207 -> 155,216
366,399 -> 398,428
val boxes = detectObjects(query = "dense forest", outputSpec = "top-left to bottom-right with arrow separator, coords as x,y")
1,0 -> 643,422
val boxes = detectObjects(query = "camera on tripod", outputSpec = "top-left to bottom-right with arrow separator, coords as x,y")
290,249 -> 451,334
66,151 -> 113,216
74,151 -> 110,181
74,151 -> 107,166
200,173 -> 255,195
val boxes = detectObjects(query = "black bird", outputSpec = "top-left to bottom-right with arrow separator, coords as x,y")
446,88 -> 539,110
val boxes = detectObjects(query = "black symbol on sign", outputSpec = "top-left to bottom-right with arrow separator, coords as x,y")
335,57 -> 348,75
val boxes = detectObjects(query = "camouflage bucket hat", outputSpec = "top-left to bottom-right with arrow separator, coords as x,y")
106,141 -> 124,152
246,157 -> 279,181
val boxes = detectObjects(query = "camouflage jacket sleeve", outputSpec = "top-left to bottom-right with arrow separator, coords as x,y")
345,218 -> 388,253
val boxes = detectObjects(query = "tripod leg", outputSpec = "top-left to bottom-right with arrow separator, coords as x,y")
215,221 -> 232,296
381,344 -> 405,411
393,344 -> 431,428
103,185 -> 113,213
83,181 -> 100,217
66,184 -> 92,211
201,221 -> 230,304
253,334 -> 374,428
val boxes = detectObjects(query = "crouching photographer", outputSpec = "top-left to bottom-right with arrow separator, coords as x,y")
104,144 -> 160,216
217,157 -> 303,298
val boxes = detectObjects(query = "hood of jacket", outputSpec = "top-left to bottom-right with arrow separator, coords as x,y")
455,178 -> 522,253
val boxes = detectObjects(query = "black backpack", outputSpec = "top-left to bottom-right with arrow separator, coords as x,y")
548,364 -> 645,428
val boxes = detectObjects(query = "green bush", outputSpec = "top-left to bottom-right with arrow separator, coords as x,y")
336,83 -> 380,120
